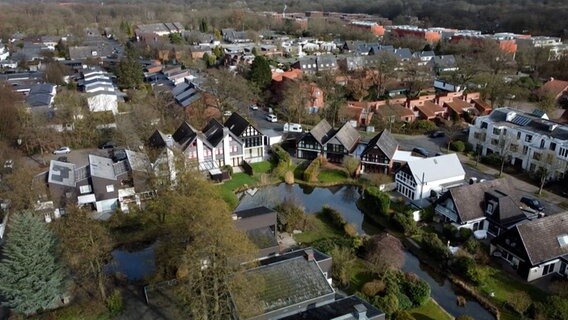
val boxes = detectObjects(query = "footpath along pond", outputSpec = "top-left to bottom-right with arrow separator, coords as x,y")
236,183 -> 495,320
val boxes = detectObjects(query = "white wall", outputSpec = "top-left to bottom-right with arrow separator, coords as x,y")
88,94 -> 118,114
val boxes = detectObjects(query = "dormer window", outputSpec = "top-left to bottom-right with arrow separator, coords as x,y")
486,199 -> 498,215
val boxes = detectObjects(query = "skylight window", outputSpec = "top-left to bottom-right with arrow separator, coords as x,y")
558,234 -> 568,247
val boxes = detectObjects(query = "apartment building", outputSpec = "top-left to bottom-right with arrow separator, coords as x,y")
468,108 -> 568,180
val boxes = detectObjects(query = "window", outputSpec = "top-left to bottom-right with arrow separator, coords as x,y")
481,121 -> 488,129
560,147 -> 568,159
525,135 -> 533,143
106,185 -> 115,192
523,146 -> 529,155
543,262 -> 556,276
533,152 -> 542,161
510,144 -> 519,152
79,185 -> 92,194
540,139 -> 545,149
517,132 -> 521,139
493,128 -> 501,135
491,139 -> 499,146
550,142 -> 557,151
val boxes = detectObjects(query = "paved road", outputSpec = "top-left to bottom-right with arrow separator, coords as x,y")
393,134 -> 566,215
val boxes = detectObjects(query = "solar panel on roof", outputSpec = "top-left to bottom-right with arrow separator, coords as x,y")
510,115 -> 531,126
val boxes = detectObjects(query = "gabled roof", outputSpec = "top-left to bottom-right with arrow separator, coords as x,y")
308,119 -> 334,145
441,178 -> 519,223
329,122 -> 360,152
538,78 -> 568,98
415,101 -> 444,118
224,112 -> 257,137
493,212 -> 568,266
404,153 -> 464,184
202,118 -> 227,147
484,189 -> 525,227
172,121 -> 198,150
445,98 -> 473,114
362,129 -> 398,160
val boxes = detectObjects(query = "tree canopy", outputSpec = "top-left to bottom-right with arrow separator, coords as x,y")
249,55 -> 272,89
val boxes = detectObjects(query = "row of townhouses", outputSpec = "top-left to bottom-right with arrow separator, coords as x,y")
469,107 -> 568,181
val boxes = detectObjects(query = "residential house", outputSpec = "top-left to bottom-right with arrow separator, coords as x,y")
490,212 -> 568,281
345,104 -> 373,127
443,97 -> 476,120
428,55 -> 458,73
297,120 -> 361,162
389,26 -> 442,43
468,108 -> 568,180
25,83 -> 56,112
360,129 -> 399,174
135,22 -> 185,38
292,55 -> 338,74
221,28 -> 252,43
0,41 -> 9,61
232,206 -> 279,257
414,100 -> 445,120
376,103 -> 416,122
188,45 -> 212,59
280,295 -> 385,320
149,118 -> 246,174
536,78 -> 568,104
171,80 -> 202,108
76,68 -> 120,114
434,178 -> 533,235
395,153 -> 465,200
44,153 -> 150,217
224,113 -> 266,163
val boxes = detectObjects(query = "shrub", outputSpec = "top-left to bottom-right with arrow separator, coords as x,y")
443,224 -> 458,241
272,145 -> 292,177
330,245 -> 356,287
284,170 -> 294,184
396,292 -> 413,310
506,291 -> 532,316
362,280 -> 386,297
343,223 -> 358,238
365,234 -> 405,275
374,293 -> 399,317
421,232 -> 450,261
222,164 -> 233,176
364,187 -> 391,216
543,295 -> 568,320
321,206 -> 347,229
410,120 -> 437,132
463,239 -> 479,254
459,228 -> 473,242
450,140 -> 465,152
481,153 -> 501,167
464,142 -> 474,153
392,212 -> 417,235
311,237 -> 353,254
452,256 -> 484,285
402,275 -> 431,307
106,289 -> 123,316
420,207 -> 434,222
343,156 -> 360,178
303,157 -> 322,182
275,202 -> 309,232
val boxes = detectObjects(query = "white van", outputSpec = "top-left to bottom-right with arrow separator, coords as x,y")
283,123 -> 303,133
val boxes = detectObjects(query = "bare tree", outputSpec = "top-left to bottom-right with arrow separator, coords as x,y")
535,151 -> 565,195
497,130 -> 515,177
367,51 -> 399,99
281,81 -> 311,124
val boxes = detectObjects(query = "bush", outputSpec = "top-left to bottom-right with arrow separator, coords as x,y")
303,157 -> 322,182
464,142 -> 474,153
402,275 -> 431,307
463,239 -> 479,254
421,232 -> 450,261
311,237 -> 353,254
343,223 -> 358,238
364,187 -> 391,216
481,153 -> 501,167
392,212 -> 417,235
374,293 -> 399,317
459,228 -> 473,241
106,289 -> 123,316
321,206 -> 347,229
275,202 -> 309,232
272,145 -> 292,177
222,164 -> 233,176
443,224 -> 458,241
410,120 -> 437,132
543,295 -> 568,320
456,315 -> 474,320
396,292 -> 413,310
506,291 -> 532,316
343,156 -> 360,178
452,256 -> 484,285
362,280 -> 386,297
450,140 -> 465,152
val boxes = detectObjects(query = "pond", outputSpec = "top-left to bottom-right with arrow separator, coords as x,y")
105,244 -> 156,281
238,183 -> 495,320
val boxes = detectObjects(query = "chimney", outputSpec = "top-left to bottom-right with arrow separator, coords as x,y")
165,134 -> 174,147
353,304 -> 367,319
304,249 -> 314,261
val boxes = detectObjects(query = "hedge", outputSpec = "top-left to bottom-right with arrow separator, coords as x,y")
450,140 -> 465,152
321,206 -> 347,229
272,145 -> 291,176
364,186 -> 391,216
304,157 -> 322,182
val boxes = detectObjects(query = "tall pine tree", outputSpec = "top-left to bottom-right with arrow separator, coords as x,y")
0,211 -> 65,315
249,56 -> 272,90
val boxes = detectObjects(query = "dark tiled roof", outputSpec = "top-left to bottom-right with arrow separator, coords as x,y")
443,178 -> 519,223
234,206 -> 276,219
332,122 -> 361,152
258,248 -> 330,266
280,295 -> 384,320
484,189 -> 525,227
309,119 -> 334,144
494,212 -> 568,266
172,121 -> 198,149
362,129 -> 398,160
224,112 -> 252,137
202,118 -> 227,147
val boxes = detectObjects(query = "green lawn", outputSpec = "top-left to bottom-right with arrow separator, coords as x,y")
318,169 -> 349,183
251,161 -> 274,174
409,298 -> 453,320
217,173 -> 258,208
293,213 -> 343,244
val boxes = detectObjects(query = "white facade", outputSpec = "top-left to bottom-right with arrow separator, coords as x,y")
395,154 -> 466,200
0,44 -> 9,61
469,108 -> 568,181
87,93 -> 118,114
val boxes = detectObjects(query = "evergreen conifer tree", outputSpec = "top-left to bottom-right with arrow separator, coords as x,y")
249,55 -> 272,89
0,212 -> 65,315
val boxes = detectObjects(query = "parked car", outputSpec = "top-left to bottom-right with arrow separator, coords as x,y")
429,130 -> 445,138
520,196 -> 544,212
249,104 -> 259,110
283,123 -> 303,133
99,141 -> 117,149
53,146 -> 71,154
57,156 -> 68,163
266,114 -> 278,122
412,147 -> 429,157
